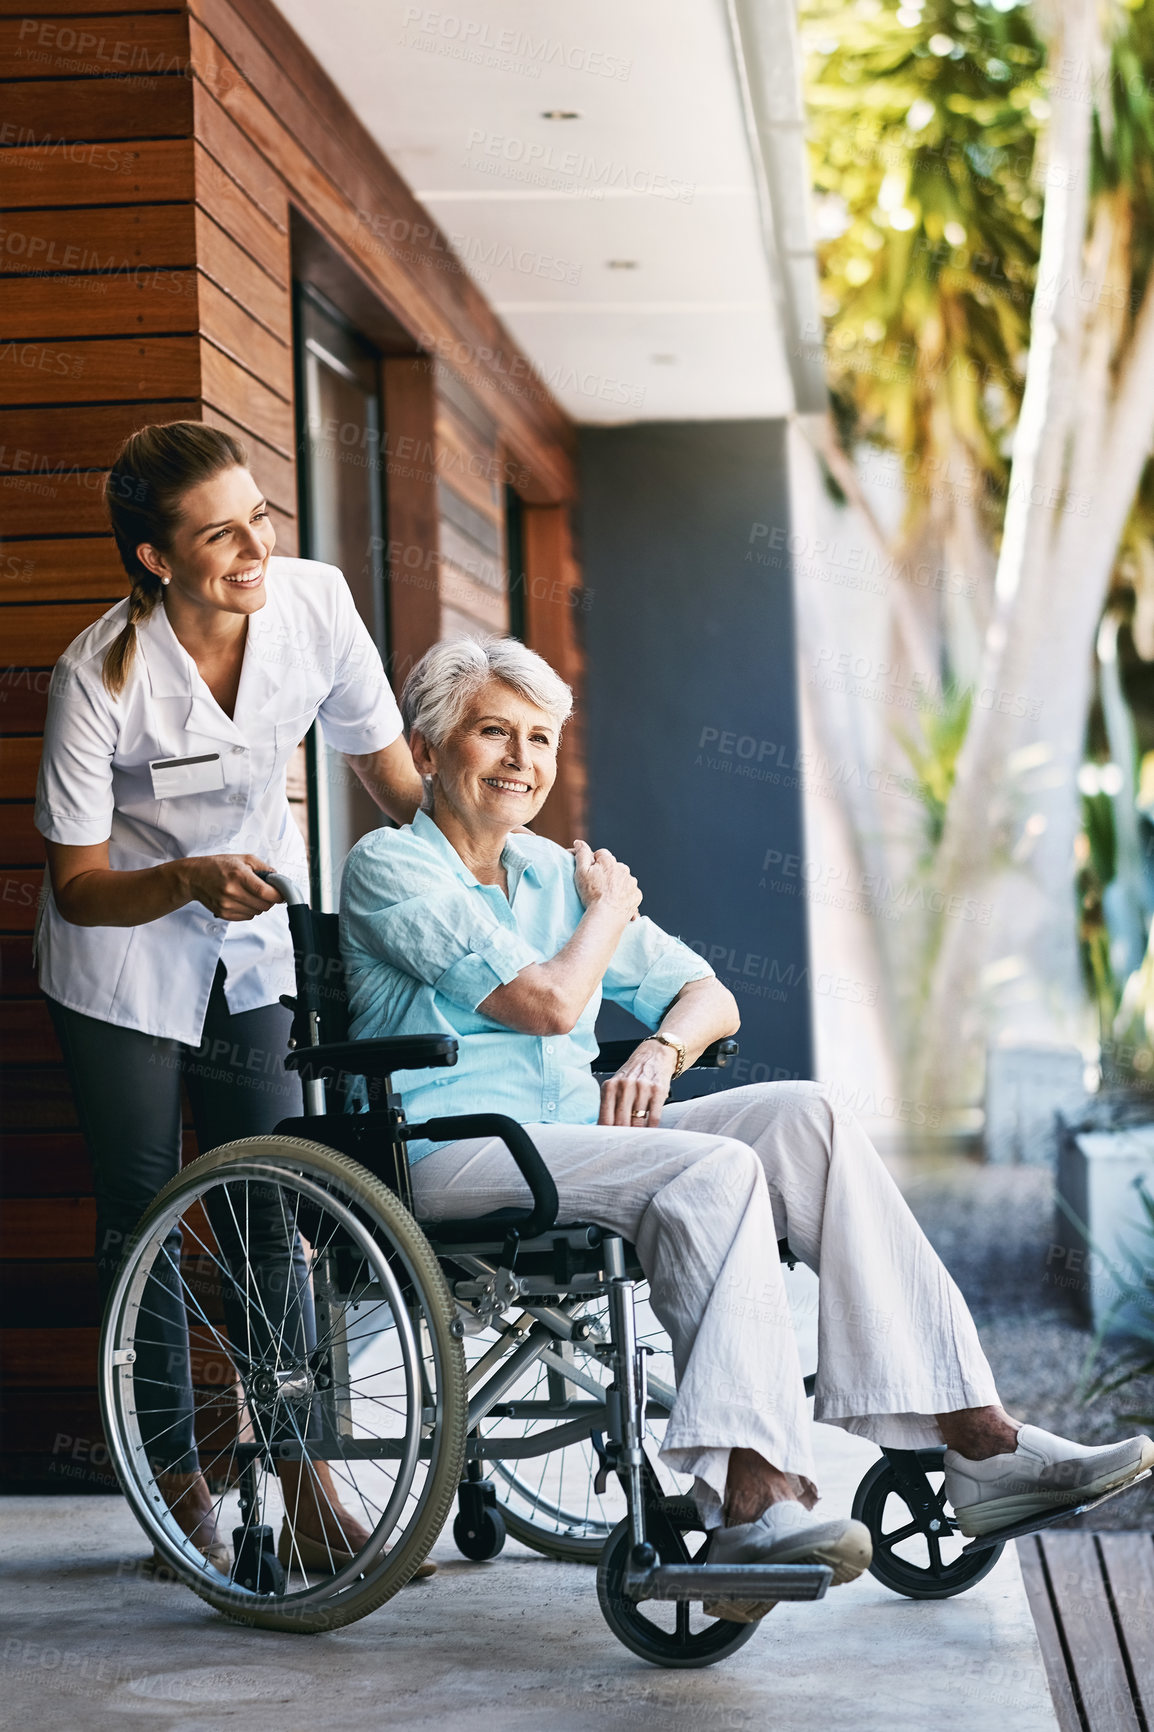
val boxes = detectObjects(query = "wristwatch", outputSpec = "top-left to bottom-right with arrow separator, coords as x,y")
647,1031 -> 686,1081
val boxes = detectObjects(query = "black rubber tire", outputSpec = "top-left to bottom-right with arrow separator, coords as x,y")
852,1448 -> 1005,1600
453,1506 -> 507,1561
100,1135 -> 468,1633
596,1513 -> 761,1668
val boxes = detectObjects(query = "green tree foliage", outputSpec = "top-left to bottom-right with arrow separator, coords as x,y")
803,0 -> 1047,540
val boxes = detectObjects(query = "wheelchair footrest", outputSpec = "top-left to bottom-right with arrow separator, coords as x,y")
624,1561 -> 832,1604
959,1467 -> 1154,1554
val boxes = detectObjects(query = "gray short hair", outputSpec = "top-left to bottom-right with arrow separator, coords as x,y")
400,635 -> 574,748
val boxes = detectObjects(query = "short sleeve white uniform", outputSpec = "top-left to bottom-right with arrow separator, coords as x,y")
33,557 -> 402,1045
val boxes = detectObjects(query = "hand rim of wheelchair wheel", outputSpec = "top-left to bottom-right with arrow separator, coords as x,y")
851,1447 -> 1005,1600
99,1136 -> 467,1633
596,1508 -> 762,1668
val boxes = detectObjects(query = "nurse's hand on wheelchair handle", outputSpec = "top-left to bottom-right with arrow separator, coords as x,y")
179,853 -> 284,921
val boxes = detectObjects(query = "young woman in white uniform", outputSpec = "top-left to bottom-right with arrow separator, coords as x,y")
34,422 -> 424,1574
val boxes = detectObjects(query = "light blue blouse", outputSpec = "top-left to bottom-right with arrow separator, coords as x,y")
339,809 -> 714,1159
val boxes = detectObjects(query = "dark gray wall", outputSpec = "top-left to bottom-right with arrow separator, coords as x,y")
578,420 -> 813,1093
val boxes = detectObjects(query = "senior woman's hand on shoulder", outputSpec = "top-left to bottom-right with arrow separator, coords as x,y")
572,839 -> 642,922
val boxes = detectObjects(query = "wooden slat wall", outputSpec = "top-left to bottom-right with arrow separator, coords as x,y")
1,1 -> 199,1488
1,0 -> 585,1487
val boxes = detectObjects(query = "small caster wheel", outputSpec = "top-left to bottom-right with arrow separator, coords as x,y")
852,1448 -> 1004,1600
232,1523 -> 287,1595
597,1508 -> 760,1668
453,1505 -> 506,1561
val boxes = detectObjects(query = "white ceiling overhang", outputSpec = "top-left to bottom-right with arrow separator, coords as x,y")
273,0 -> 824,425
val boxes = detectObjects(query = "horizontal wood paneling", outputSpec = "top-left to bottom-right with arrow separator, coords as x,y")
0,738 -> 41,801
194,204 -> 291,341
2,602 -> 111,665
0,1131 -> 193,1196
0,403 -> 199,475
198,272 -> 291,399
0,202 -> 197,275
2,270 -> 199,340
0,333 -> 200,406
0,1260 -> 98,1328
0,1000 -> 55,1064
0,804 -> 44,866
0,0 -> 182,13
0,871 -> 47,933
0,13 -> 190,80
0,934 -> 37,996
0,137 -> 194,209
1,1198 -> 94,1258
192,74 -> 288,232
3,74 -> 193,143
194,139 -> 288,284
200,336 -> 291,453
0,1325 -> 235,1388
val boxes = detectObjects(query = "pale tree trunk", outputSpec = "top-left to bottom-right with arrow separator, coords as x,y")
912,0 -> 1101,1102
914,148 -> 1154,1103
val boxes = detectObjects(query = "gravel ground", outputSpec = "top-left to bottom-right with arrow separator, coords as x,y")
884,1138 -> 1154,1530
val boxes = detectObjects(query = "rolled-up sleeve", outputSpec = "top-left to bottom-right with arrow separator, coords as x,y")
602,916 -> 715,1029
316,574 -> 403,755
342,843 -> 540,1014
34,662 -> 117,846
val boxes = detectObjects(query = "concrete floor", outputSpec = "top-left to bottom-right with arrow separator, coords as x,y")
1,1264 -> 1059,1732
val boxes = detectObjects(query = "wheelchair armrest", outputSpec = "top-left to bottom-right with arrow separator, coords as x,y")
285,1034 -> 458,1084
593,1037 -> 739,1074
405,1113 -> 558,1239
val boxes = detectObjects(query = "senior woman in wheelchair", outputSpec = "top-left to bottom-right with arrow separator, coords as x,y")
339,635 -> 1154,1620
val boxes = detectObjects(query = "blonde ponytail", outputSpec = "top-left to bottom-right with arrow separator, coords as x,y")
101,578 -> 163,698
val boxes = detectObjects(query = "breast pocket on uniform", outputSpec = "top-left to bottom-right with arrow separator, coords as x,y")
264,712 -> 317,793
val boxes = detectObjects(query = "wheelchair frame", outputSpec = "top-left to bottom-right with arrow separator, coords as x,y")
98,872 -> 1146,1665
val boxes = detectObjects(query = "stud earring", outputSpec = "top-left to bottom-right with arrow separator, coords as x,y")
160,576 -> 170,586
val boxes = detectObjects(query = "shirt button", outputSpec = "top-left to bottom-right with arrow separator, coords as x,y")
545,1043 -> 554,1054
231,745 -> 244,755
546,1101 -> 556,1111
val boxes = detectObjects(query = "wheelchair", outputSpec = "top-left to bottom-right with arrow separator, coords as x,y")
97,875 -> 1125,1664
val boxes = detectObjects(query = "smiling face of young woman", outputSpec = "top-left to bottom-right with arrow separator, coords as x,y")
137,466 -> 276,621
416,679 -> 560,841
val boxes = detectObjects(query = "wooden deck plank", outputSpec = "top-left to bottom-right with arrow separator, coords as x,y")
1040,1531 -> 1141,1732
1017,1537 -> 1085,1732
1099,1533 -> 1154,1728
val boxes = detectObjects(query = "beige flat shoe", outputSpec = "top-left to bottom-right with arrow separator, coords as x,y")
276,1520 -> 436,1580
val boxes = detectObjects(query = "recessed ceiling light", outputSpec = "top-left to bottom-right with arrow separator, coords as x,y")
541,110 -> 581,120
651,354 -> 677,365
607,260 -> 639,270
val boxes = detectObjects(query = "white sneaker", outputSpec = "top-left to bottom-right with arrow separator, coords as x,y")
702,1499 -> 872,1624
943,1424 -> 1154,1537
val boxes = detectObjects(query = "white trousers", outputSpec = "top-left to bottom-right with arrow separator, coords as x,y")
410,1081 -> 1000,1523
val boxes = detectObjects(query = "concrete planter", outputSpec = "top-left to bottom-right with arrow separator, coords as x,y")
1055,1116 -> 1154,1336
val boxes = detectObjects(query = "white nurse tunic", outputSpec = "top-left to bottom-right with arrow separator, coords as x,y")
33,556 -> 402,1046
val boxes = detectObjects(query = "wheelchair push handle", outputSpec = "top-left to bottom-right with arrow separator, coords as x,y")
415,1113 -> 559,1238
253,869 -> 308,906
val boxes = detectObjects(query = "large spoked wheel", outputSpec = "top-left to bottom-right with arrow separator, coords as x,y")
852,1448 -> 1005,1600
467,1285 -> 684,1564
596,1503 -> 761,1668
100,1136 -> 467,1632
